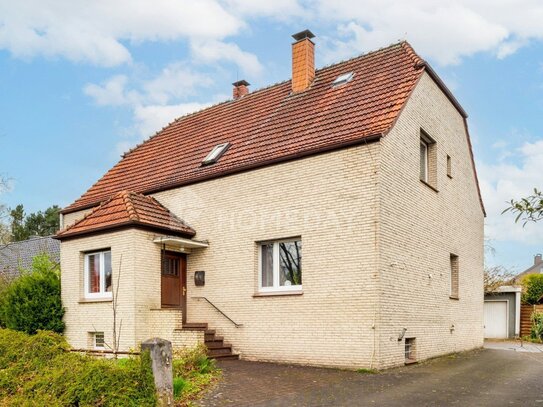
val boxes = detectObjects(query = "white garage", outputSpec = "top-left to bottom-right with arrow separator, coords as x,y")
484,301 -> 508,338
484,286 -> 521,339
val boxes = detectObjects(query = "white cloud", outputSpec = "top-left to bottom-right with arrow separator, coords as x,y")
84,65 -> 219,154
0,0 -> 243,66
83,75 -> 140,106
479,139 -> 543,244
224,0 -> 305,19
143,63 -> 214,104
314,0 -> 543,66
132,102 -> 211,140
190,40 -> 263,76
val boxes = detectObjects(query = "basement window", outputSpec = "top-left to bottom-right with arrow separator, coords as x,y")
405,338 -> 416,364
93,332 -> 105,350
332,72 -> 355,87
202,142 -> 230,165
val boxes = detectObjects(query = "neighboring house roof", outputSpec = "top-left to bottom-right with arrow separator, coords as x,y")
513,254 -> 543,283
55,190 -> 195,240
62,41 -> 484,216
0,236 -> 60,278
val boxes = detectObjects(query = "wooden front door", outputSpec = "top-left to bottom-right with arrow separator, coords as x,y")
161,252 -> 187,322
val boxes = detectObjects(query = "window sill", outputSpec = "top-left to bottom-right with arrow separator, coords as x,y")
420,179 -> 438,192
253,291 -> 303,298
449,296 -> 459,301
78,297 -> 113,304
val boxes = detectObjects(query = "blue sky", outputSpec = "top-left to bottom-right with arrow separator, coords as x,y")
0,1 -> 542,271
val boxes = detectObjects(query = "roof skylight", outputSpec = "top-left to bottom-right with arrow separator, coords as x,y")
332,72 -> 355,87
202,142 -> 230,165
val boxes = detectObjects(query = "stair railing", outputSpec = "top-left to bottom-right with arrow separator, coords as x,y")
191,296 -> 243,328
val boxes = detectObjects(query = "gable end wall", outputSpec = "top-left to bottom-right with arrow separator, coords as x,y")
377,72 -> 484,368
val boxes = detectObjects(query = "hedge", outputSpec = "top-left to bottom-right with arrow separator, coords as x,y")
0,253 -> 64,334
0,329 -> 156,406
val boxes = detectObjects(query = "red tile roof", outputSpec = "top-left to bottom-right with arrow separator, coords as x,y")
56,190 -> 195,240
63,41 -> 484,216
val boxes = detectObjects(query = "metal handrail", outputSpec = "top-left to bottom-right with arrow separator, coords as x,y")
192,296 -> 243,328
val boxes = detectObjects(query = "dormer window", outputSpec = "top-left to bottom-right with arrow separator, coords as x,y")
332,72 -> 354,87
202,143 -> 230,165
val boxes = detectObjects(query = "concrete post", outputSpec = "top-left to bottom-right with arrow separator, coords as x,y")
142,338 -> 174,406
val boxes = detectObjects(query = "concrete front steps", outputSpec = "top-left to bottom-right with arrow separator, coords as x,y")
182,323 -> 239,360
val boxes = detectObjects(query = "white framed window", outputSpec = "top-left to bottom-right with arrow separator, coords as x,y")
420,138 -> 429,182
84,250 -> 112,299
93,332 -> 105,350
258,238 -> 302,292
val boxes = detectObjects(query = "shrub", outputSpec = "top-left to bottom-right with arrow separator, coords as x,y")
172,344 -> 219,402
531,312 -> 543,341
0,253 -> 65,334
522,274 -> 543,305
173,343 -> 216,377
0,329 -> 156,406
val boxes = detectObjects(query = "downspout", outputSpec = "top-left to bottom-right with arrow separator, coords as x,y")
515,290 -> 521,337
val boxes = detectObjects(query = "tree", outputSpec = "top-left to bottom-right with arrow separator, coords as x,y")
24,205 -> 61,236
9,204 -> 28,241
8,204 -> 61,242
503,188 -> 543,225
521,274 -> 543,305
0,253 -> 64,334
484,265 -> 515,293
0,176 -> 10,244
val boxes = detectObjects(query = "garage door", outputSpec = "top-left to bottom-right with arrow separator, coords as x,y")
484,301 -> 508,339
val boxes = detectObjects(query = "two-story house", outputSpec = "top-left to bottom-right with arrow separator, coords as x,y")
55,30 -> 485,369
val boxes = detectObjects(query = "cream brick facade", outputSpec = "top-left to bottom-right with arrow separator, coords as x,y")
377,72 -> 484,368
60,72 -> 484,369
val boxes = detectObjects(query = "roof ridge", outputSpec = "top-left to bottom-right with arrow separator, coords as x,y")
0,235 -> 57,249
57,192 -> 120,235
122,190 -> 140,221
147,195 -> 193,228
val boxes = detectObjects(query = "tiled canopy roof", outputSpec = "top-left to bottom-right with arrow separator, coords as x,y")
63,41 -> 483,215
55,191 -> 195,240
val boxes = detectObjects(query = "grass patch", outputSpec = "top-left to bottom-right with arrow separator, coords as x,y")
172,344 -> 220,406
356,368 -> 378,374
0,328 -> 156,406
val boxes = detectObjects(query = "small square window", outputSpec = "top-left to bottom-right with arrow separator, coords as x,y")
405,338 -> 416,364
94,332 -> 105,350
202,143 -> 230,165
259,239 -> 302,292
84,250 -> 112,299
162,255 -> 180,277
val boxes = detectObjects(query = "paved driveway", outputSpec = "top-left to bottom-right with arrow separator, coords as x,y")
199,346 -> 543,406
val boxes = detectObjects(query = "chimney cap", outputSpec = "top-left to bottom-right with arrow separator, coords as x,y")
292,29 -> 315,42
232,79 -> 250,87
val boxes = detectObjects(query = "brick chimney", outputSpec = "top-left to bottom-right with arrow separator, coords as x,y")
232,80 -> 250,100
535,254 -> 542,266
291,29 -> 315,93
